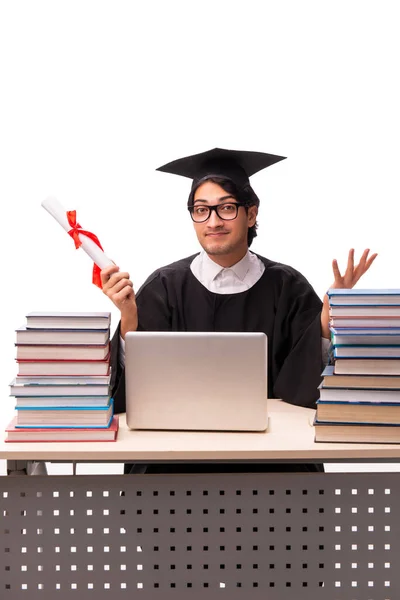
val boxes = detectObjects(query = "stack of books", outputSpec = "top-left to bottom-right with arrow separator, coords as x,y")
5,311 -> 119,442
314,289 -> 400,443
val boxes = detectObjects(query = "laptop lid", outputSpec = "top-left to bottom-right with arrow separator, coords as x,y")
124,331 -> 268,432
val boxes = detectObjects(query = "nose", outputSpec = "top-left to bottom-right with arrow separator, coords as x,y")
207,208 -> 224,227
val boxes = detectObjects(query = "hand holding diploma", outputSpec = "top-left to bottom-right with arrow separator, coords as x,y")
42,195 -> 138,335
100,264 -> 138,338
42,196 -> 114,288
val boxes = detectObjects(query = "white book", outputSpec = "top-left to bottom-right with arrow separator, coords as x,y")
10,383 -> 109,398
331,328 -> 400,346
16,343 -> 110,360
15,396 -> 111,408
17,359 -> 110,376
330,317 -> 400,328
321,366 -> 400,389
319,385 -> 400,403
10,376 -> 111,397
330,306 -> 400,317
15,326 -> 110,345
334,359 -> 400,376
26,311 -> 111,330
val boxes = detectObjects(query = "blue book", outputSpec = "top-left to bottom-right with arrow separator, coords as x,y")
15,399 -> 114,428
327,289 -> 400,306
314,418 -> 400,443
328,289 -> 400,296
334,345 -> 400,359
320,365 -> 400,389
331,329 -> 400,345
316,400 -> 400,426
317,400 -> 400,406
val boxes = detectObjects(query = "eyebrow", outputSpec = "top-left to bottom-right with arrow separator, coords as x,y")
193,195 -> 236,205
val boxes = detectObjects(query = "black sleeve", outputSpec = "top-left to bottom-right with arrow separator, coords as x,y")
110,272 -> 172,414
109,322 -> 126,414
272,269 -> 324,409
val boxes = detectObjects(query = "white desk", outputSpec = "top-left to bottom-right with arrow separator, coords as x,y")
1,399 -> 400,600
2,398 -> 400,463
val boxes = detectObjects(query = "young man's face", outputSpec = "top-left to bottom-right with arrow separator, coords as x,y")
192,181 -> 257,265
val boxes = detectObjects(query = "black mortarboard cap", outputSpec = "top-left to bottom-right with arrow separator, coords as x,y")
156,147 -> 286,188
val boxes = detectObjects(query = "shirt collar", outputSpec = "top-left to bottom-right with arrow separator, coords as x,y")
201,250 -> 252,283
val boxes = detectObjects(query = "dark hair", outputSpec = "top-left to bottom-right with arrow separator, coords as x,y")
188,176 -> 260,247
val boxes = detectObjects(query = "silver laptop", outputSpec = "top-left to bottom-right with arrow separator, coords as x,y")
125,331 -> 268,431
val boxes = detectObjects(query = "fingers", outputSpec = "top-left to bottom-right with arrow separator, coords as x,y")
103,274 -> 133,297
102,269 -> 131,293
365,252 -> 378,271
355,248 -> 370,270
353,249 -> 378,280
343,248 -> 355,279
109,277 -> 133,296
335,248 -> 378,289
100,264 -> 120,287
100,264 -> 135,310
110,283 -> 135,306
331,248 -> 377,290
332,258 -> 342,282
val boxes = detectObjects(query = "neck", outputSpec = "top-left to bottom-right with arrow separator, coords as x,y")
205,248 -> 248,268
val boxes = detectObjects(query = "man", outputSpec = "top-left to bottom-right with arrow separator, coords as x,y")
101,148 -> 376,472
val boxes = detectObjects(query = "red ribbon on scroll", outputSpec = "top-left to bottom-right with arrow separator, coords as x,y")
66,210 -> 104,289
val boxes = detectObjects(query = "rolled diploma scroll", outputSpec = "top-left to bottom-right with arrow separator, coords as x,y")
41,196 -> 114,270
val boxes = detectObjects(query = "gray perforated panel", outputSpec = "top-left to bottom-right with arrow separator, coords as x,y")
1,472 -> 399,599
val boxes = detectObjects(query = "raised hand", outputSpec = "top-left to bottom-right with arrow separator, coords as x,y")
321,248 -> 378,338
331,248 -> 378,289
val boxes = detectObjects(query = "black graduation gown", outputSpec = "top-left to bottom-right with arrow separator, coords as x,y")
110,253 -> 324,473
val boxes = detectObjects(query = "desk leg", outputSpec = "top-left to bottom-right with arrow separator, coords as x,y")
7,460 -> 48,476
7,460 -> 28,475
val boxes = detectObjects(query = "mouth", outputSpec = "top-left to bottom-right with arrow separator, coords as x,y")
206,232 -> 229,237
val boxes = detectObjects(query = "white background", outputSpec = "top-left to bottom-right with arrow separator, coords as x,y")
1,1 -> 399,472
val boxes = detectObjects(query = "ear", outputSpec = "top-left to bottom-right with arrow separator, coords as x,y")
247,205 -> 258,227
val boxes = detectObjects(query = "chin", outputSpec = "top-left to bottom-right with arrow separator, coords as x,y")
203,242 -> 234,256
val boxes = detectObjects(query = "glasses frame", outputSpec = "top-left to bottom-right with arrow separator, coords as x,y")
188,202 -> 247,223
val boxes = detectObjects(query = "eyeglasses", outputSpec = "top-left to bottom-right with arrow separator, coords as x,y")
188,202 -> 246,223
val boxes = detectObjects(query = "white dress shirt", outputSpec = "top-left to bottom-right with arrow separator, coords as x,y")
190,250 -> 265,293
119,250 -> 330,366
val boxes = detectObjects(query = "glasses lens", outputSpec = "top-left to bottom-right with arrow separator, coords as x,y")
191,206 -> 210,222
216,203 -> 238,220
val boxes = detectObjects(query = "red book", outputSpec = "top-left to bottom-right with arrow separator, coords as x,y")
16,355 -> 111,376
4,415 -> 119,442
15,343 -> 110,361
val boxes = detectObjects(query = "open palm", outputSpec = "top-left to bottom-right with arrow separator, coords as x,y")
331,249 -> 378,289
